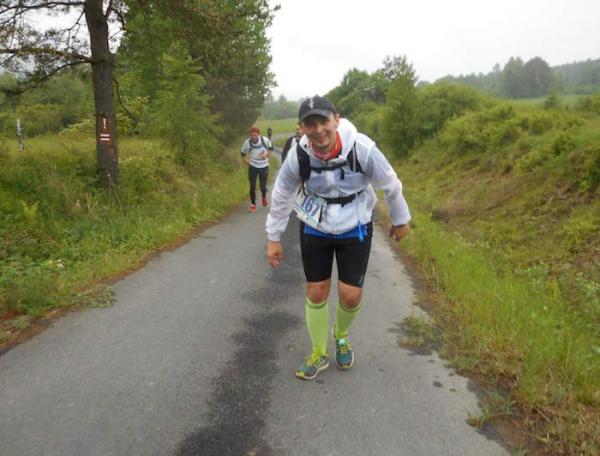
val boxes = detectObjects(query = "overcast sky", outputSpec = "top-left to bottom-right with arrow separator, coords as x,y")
267,0 -> 600,100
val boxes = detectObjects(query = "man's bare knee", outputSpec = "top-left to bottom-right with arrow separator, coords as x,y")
306,280 -> 331,303
338,281 -> 362,309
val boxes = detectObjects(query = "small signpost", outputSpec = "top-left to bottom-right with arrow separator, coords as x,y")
16,118 -> 24,151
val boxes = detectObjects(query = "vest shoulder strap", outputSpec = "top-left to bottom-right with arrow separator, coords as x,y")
297,143 -> 363,184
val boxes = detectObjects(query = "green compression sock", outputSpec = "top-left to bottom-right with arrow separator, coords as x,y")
335,301 -> 361,336
305,299 -> 329,356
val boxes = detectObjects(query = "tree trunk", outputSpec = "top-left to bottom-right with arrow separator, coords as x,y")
85,0 -> 119,187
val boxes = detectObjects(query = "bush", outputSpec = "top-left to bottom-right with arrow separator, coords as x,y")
417,83 -> 485,140
528,112 -> 555,135
15,104 -> 64,136
581,146 -> 600,190
438,103 -> 517,155
575,94 -> 600,115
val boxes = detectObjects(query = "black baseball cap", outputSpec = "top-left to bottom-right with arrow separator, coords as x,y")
298,95 -> 337,121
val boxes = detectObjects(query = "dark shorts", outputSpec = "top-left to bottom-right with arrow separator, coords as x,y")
299,222 -> 373,288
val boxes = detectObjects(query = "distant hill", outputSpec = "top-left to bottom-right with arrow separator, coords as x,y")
434,57 -> 600,98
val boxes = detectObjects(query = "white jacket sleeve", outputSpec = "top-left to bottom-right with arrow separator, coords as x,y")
241,139 -> 249,155
265,148 -> 302,241
364,145 -> 411,226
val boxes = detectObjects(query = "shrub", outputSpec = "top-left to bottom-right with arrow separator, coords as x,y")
528,112 -> 555,134
575,94 -> 600,115
417,83 -> 485,140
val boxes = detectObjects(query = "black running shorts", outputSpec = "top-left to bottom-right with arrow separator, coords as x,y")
299,222 -> 373,288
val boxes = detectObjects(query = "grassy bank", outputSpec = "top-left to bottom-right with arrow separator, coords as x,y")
255,117 -> 297,136
393,102 -> 599,453
0,134 -> 248,337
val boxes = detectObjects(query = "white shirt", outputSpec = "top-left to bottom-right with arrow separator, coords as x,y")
241,136 -> 272,168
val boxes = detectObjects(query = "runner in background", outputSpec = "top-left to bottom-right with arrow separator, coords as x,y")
241,127 -> 273,212
281,123 -> 303,163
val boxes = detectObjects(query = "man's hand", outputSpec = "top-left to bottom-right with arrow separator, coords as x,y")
242,155 -> 250,165
389,224 -> 410,242
267,241 -> 284,268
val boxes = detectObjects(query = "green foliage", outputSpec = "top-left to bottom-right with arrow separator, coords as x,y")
575,93 -> 600,115
0,135 -> 247,317
120,0 -> 276,134
527,111 -> 555,134
416,83 -> 486,140
544,93 -> 560,110
554,58 -> 600,94
0,70 -> 93,137
438,103 -> 517,154
326,68 -> 387,118
523,57 -> 554,97
437,56 -> 600,99
381,57 -> 418,156
261,95 -> 299,119
501,57 -> 527,98
152,43 -> 222,169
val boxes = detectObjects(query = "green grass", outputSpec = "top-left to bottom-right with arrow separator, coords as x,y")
254,117 -> 297,136
393,103 -> 600,453
0,134 -> 248,319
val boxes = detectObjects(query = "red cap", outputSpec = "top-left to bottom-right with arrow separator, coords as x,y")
249,127 -> 260,134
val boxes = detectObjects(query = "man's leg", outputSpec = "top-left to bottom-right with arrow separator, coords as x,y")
332,224 -> 373,368
336,281 -> 363,335
259,167 -> 269,206
248,166 -> 258,207
297,226 -> 335,380
305,279 -> 331,355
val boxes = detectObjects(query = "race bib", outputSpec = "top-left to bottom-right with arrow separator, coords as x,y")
293,191 -> 326,229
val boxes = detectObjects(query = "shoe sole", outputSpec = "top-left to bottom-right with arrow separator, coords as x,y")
296,361 -> 329,380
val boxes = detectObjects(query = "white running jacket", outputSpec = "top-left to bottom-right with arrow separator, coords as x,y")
265,118 -> 411,242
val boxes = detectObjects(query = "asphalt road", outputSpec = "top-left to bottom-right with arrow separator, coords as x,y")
0,155 -> 508,455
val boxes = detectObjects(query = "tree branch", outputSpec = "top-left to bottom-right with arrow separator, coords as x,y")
0,59 -> 88,96
0,46 -> 91,63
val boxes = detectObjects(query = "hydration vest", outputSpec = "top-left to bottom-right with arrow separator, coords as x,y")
296,143 -> 365,206
248,136 -> 270,151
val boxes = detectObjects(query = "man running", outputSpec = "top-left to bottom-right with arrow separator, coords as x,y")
281,123 -> 303,163
241,127 -> 273,212
266,96 -> 411,380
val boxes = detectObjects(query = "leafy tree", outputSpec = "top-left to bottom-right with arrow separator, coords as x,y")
381,56 -> 418,156
501,57 -> 526,98
152,43 -> 221,169
119,0 -> 277,135
326,68 -> 388,118
0,0 -> 127,186
523,57 -> 553,97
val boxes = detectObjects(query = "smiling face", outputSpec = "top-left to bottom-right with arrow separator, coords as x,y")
250,131 -> 260,143
301,113 -> 340,153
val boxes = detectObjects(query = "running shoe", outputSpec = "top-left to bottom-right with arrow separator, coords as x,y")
332,328 -> 354,369
295,352 -> 329,380
249,204 -> 257,213
262,196 -> 268,207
